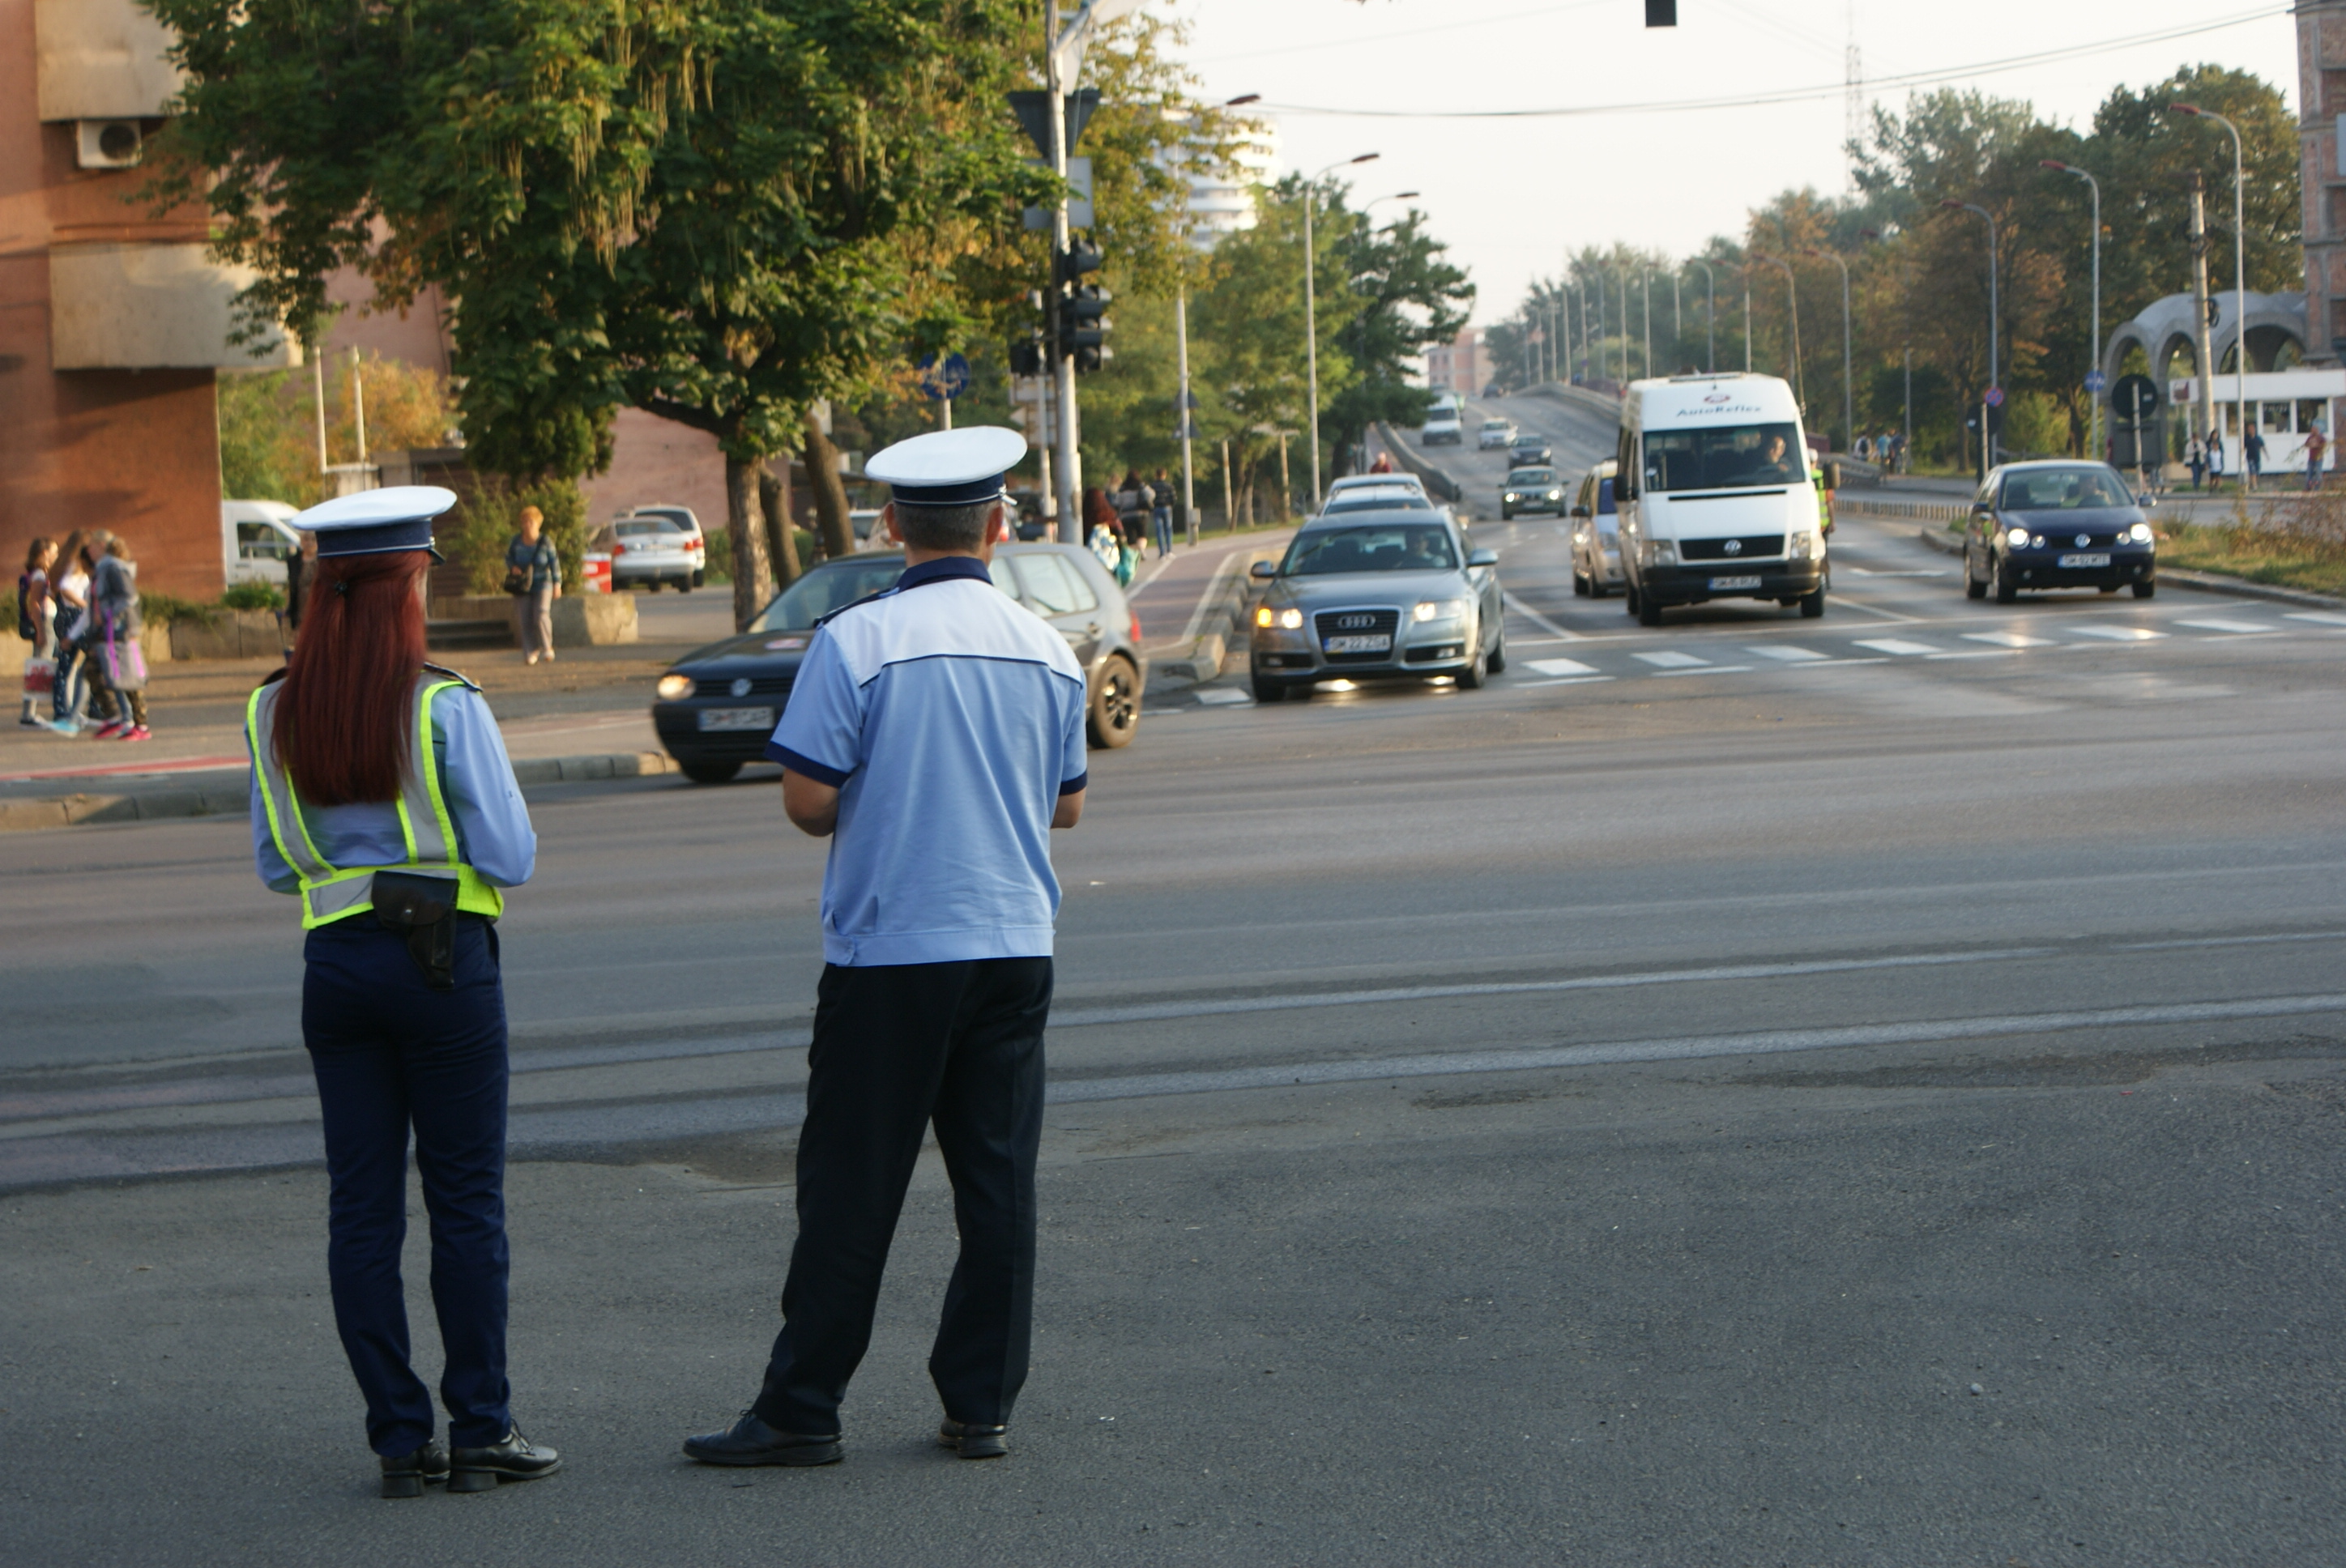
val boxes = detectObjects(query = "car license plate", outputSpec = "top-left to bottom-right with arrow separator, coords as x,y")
1323,635 -> 1393,654
1708,574 -> 1763,590
2058,552 -> 2110,568
697,706 -> 774,732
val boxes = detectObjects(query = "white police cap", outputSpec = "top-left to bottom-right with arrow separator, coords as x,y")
864,427 -> 1027,508
292,486 -> 459,559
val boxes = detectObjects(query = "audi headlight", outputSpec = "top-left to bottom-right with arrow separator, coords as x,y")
1413,598 -> 1469,624
1255,606 -> 1275,628
1279,607 -> 1303,629
655,673 -> 693,700
2126,522 -> 2154,544
2005,526 -> 2031,549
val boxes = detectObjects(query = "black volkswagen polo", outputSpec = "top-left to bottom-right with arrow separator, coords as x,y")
651,545 -> 1148,782
1962,460 -> 2158,603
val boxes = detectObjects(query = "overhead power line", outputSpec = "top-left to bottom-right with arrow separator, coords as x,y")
1256,8 -> 2286,121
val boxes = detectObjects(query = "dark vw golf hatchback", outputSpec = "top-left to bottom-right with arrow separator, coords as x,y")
1963,461 -> 2157,602
652,546 -> 1147,782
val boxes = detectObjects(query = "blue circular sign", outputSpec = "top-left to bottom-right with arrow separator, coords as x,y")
2083,370 -> 2109,394
918,352 -> 971,401
1984,386 -> 2005,408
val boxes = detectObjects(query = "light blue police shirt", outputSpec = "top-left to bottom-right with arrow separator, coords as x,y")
249,676 -> 537,893
766,556 -> 1090,967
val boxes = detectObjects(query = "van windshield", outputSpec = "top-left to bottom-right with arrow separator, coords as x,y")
1642,422 -> 1807,492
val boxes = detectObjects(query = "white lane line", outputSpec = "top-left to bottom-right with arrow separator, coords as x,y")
1052,948 -> 2051,1029
2067,624 -> 2166,642
1525,658 -> 1601,676
1046,993 -> 2346,1106
1506,637 -> 1580,647
1787,656 -> 1894,667
1518,675 -> 1616,688
1192,688 -> 1252,706
1175,551 -> 1250,645
2284,611 -> 2346,627
1853,637 -> 1942,656
1845,569 -> 1949,578
2118,931 -> 2346,952
1964,631 -> 2054,648
1657,664 -> 1754,675
1748,645 -> 1830,661
1633,650 -> 1710,667
2174,617 -> 2275,634
1825,593 -> 1924,623
1503,590 -> 1584,642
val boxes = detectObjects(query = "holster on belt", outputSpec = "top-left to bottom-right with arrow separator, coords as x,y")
370,871 -> 460,991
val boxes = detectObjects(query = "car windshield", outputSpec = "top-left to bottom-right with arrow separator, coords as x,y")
616,518 -> 683,538
1322,494 -> 1433,515
751,558 -> 907,630
1283,524 -> 1457,575
2000,467 -> 2134,510
1508,470 -> 1557,486
1642,422 -> 1808,492
1482,420 -> 1510,431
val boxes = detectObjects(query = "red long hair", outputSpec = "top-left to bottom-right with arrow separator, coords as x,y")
274,551 -> 429,804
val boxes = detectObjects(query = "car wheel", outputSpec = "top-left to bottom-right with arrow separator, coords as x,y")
649,580 -> 666,592
1637,591 -> 1666,628
1251,676 -> 1286,703
1964,547 -> 1989,599
2132,579 -> 2156,599
1572,568 -> 1590,597
1623,579 -> 1640,616
1486,631 -> 1507,675
1086,656 -> 1141,748
692,569 -> 706,587
679,579 -> 693,594
1501,508 -> 1514,521
1456,647 -> 1488,688
1994,557 -> 2019,603
680,759 -> 742,785
1798,586 -> 1827,619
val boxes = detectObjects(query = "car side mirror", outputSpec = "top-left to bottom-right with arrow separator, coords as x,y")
1249,560 -> 1278,579
1466,548 -> 1498,568
1822,459 -> 1843,491
2139,493 -> 2158,509
1570,505 -> 1592,518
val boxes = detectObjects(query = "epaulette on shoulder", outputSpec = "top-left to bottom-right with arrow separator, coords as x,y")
422,663 -> 483,692
813,586 -> 900,630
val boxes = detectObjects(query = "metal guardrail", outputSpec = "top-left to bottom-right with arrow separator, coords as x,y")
1837,496 -> 1968,525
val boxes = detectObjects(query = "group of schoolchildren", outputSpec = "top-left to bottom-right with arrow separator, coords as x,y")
16,530 -> 153,739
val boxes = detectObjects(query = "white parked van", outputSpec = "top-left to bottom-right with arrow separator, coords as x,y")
222,500 -> 304,588
1612,373 -> 1833,626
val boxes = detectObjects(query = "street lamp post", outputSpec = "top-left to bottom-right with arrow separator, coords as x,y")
1861,225 -> 1910,468
1685,258 -> 1716,373
1305,151 -> 1379,509
2042,160 -> 2105,459
1749,253 -> 1802,407
1939,199 -> 2001,478
1804,247 -> 1853,454
2172,104 -> 2249,489
1641,267 -> 1653,379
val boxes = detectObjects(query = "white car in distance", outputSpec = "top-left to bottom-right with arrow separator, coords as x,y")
1478,418 -> 1516,450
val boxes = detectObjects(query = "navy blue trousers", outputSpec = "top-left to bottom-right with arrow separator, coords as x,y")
302,914 -> 511,1457
754,957 -> 1051,1434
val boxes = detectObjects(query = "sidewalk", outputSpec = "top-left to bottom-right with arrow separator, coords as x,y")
1128,527 -> 1292,684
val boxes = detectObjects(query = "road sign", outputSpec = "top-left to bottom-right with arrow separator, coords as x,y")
2083,370 -> 2109,394
1022,156 -> 1093,230
2110,373 -> 2160,423
918,352 -> 971,402
1984,386 -> 2005,408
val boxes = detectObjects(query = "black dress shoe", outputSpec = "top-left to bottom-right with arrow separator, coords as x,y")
682,1410 -> 843,1468
380,1440 -> 450,1499
936,1419 -> 1009,1459
447,1426 -> 561,1493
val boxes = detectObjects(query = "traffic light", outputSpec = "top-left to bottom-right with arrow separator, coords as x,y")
1053,241 -> 1111,373
1646,0 -> 1676,24
1009,326 -> 1046,377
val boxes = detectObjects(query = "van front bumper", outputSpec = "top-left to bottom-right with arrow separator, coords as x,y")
1637,560 -> 1823,606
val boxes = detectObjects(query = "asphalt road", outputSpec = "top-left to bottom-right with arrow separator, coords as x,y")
5,479 -> 2344,1563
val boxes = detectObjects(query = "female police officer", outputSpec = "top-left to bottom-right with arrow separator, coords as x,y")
248,488 -> 559,1498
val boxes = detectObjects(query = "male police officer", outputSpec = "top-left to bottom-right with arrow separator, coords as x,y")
685,426 -> 1089,1468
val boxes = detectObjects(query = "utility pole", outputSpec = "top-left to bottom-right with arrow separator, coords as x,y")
1044,1 -> 1081,542
2188,170 -> 2219,463
1805,248 -> 1853,452
1641,267 -> 1652,379
1743,280 -> 1752,372
1940,199 -> 2000,478
1177,288 -> 1196,546
1305,152 -> 1378,509
2173,104 -> 2249,489
1685,258 -> 1716,373
2043,160 -> 2105,458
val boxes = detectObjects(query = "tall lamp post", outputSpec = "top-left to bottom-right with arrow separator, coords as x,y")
2170,104 -> 2249,488
1684,258 -> 1717,373
1749,253 -> 1802,407
1939,198 -> 2001,477
1861,226 -> 1910,467
1803,247 -> 1853,454
2041,160 -> 2103,459
1304,151 -> 1380,509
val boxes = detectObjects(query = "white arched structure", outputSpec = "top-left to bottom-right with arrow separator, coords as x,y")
2101,289 -> 2307,390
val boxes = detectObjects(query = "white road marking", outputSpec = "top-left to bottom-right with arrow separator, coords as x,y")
1826,594 -> 1924,623
2067,624 -> 2166,642
1192,688 -> 1252,706
2284,611 -> 2346,627
1845,569 -> 1949,577
1787,656 -> 1894,667
1518,675 -> 1615,688
1503,591 -> 1584,641
1748,645 -> 1830,661
1853,637 -> 1941,656
2118,931 -> 2346,952
1963,631 -> 2053,648
1525,658 -> 1600,676
1633,650 -> 1710,668
2174,617 -> 2274,634
1657,665 -> 1754,676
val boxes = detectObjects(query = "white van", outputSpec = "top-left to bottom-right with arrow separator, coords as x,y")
1612,373 -> 1833,626
1421,404 -> 1463,446
222,500 -> 304,588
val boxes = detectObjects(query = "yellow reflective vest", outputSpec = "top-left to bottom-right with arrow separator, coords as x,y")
246,674 -> 505,929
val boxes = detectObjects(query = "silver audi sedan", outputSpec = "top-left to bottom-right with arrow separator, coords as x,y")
1247,509 -> 1505,702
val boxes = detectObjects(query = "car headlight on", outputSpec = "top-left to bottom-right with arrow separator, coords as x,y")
2005,526 -> 2031,549
1504,492 -> 1520,503
1413,599 -> 1469,624
1258,605 -> 1303,629
656,673 -> 694,701
1279,607 -> 1303,629
2126,522 -> 2153,543
1547,489 -> 1563,501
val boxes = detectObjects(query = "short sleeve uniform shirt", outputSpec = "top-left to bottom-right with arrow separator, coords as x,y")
766,556 -> 1090,967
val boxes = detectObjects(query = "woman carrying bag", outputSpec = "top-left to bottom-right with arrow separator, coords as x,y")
247,487 -> 559,1499
88,535 -> 150,739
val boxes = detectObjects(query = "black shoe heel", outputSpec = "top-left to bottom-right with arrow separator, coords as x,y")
446,1467 -> 497,1493
381,1471 -> 426,1499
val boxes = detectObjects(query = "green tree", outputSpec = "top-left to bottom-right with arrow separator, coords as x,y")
1322,208 -> 1474,471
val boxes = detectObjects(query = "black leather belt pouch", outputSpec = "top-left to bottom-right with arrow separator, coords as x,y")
371,871 -> 459,991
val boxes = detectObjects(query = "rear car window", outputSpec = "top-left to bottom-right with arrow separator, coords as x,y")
752,558 -> 906,629
1012,552 -> 1098,616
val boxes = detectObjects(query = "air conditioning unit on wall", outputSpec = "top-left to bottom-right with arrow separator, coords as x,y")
76,119 -> 143,169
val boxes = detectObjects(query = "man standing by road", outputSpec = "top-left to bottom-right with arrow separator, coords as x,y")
2244,421 -> 2265,492
684,425 -> 1090,1469
2305,421 -> 2327,492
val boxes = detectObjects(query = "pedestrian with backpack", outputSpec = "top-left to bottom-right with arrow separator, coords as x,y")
18,537 -> 58,727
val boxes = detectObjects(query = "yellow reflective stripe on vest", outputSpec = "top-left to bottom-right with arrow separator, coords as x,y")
248,675 -> 505,929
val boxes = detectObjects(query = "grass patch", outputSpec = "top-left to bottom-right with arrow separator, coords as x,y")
2157,495 -> 2346,597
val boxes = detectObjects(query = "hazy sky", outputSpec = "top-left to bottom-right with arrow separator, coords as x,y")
1164,0 -> 2299,326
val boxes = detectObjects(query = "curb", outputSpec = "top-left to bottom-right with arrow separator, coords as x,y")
0,750 -> 684,835
1909,524 -> 2346,607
